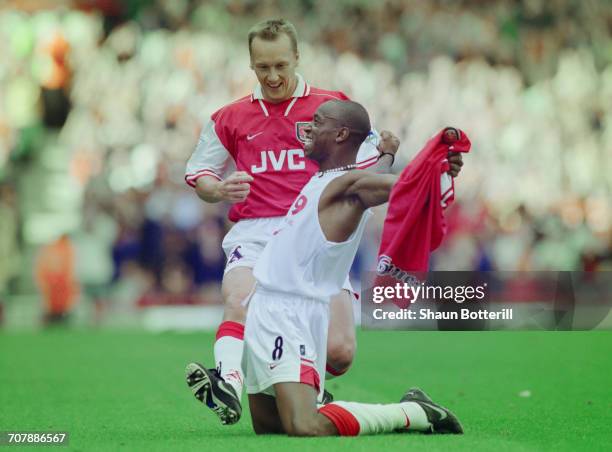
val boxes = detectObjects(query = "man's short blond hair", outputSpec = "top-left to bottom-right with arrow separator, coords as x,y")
248,19 -> 299,56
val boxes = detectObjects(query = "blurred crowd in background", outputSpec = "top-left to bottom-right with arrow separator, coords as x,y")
0,0 -> 610,323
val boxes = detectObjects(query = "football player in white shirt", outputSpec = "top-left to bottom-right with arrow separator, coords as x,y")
185,19 -> 464,425
194,99 -> 464,436
185,19 -> 398,424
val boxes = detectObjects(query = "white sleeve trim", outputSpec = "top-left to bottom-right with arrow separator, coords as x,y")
185,119 -> 234,187
185,169 -> 222,187
440,172 -> 454,208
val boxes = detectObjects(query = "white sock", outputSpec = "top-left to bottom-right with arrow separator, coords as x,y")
319,401 -> 431,435
213,321 -> 245,397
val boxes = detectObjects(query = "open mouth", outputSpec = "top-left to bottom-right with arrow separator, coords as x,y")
303,138 -> 315,155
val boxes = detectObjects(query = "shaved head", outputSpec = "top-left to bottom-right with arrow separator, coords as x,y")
321,100 -> 371,145
304,99 -> 372,168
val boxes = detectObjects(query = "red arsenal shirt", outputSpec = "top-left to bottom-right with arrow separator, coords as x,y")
185,75 -> 380,222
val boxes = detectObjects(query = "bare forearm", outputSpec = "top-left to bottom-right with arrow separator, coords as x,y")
193,171 -> 253,203
195,176 -> 223,203
362,153 -> 394,174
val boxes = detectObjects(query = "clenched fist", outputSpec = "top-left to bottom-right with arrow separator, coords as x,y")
377,130 -> 400,156
217,171 -> 254,203
447,152 -> 464,178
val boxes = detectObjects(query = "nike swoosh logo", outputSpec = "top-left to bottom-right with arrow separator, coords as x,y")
247,132 -> 264,141
421,402 -> 448,420
400,408 -> 410,428
268,364 -> 278,370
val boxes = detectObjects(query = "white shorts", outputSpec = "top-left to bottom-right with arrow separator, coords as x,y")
243,286 -> 328,400
222,218 -> 355,294
222,217 -> 284,273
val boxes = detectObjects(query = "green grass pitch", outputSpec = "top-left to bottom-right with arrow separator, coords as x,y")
1,329 -> 610,451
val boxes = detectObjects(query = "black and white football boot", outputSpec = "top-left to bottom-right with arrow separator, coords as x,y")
321,389 -> 334,405
185,362 -> 242,425
401,387 -> 463,434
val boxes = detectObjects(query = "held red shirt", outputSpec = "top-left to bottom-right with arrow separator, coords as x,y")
185,75 -> 380,222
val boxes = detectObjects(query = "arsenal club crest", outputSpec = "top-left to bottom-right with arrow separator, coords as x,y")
295,122 -> 310,144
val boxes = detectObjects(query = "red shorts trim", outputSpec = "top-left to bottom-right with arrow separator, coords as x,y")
299,362 -> 320,393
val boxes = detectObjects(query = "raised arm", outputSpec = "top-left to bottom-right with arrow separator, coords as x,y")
318,171 -> 398,242
361,129 -> 465,177
343,172 -> 398,208
360,130 -> 400,174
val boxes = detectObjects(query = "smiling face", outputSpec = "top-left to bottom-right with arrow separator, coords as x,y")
250,33 -> 299,104
303,102 -> 341,163
304,100 -> 372,166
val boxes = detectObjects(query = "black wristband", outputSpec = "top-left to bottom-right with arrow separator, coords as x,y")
378,152 -> 395,165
